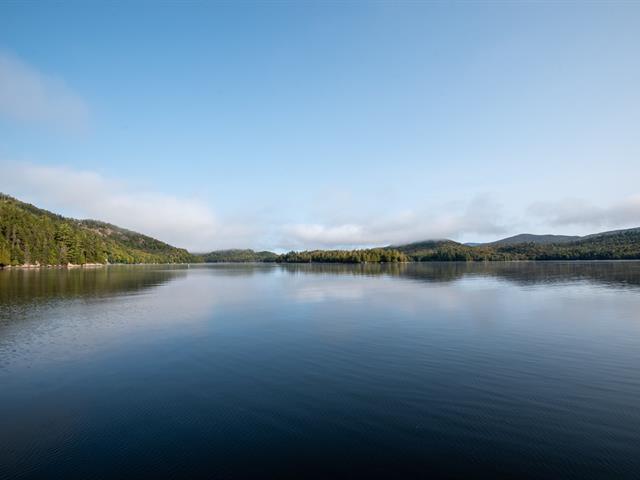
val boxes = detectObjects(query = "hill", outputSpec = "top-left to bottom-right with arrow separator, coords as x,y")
487,233 -> 580,246
393,239 -> 485,261
0,194 -> 196,267
393,227 -> 640,261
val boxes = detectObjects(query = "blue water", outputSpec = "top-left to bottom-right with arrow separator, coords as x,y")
1,262 -> 640,479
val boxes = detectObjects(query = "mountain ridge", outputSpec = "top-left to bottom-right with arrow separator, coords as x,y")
391,227 -> 640,261
478,228 -> 640,246
485,233 -> 580,246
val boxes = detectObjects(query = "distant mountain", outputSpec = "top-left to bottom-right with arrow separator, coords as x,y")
483,228 -> 640,246
0,193 -> 196,267
393,227 -> 640,261
487,233 -> 580,246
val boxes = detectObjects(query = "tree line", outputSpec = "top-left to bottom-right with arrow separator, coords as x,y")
276,248 -> 409,263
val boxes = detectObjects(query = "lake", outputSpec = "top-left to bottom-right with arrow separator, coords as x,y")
1,262 -> 640,479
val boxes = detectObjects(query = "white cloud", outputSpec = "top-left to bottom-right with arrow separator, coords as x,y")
528,195 -> 640,229
0,51 -> 88,130
1,162 -> 253,251
282,224 -> 366,246
279,194 -> 508,249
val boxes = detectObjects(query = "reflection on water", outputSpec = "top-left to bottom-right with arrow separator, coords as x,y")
277,260 -> 640,288
0,265 -> 186,306
2,261 -> 640,308
1,262 -> 640,479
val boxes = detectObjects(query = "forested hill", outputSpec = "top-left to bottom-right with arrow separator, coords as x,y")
486,233 -> 580,246
393,228 -> 640,261
0,194 -> 195,267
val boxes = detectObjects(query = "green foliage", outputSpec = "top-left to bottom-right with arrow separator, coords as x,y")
0,194 -> 197,266
0,235 -> 10,266
277,248 -> 409,264
202,249 -> 279,263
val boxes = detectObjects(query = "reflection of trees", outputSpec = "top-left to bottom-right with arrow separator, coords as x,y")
277,261 -> 640,289
277,262 -> 410,278
187,263 -> 277,277
0,266 -> 186,306
444,261 -> 640,288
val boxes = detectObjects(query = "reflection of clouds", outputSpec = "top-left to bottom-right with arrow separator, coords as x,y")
277,271 -> 512,335
289,282 -> 365,304
280,270 -> 640,336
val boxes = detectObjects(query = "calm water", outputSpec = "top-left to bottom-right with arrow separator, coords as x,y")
1,262 -> 640,479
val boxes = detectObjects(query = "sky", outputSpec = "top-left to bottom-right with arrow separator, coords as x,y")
1,2 -> 639,252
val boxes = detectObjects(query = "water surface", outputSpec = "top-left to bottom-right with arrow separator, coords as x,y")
1,262 -> 640,479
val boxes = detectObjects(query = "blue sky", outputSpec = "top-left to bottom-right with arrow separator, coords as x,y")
1,2 -> 639,251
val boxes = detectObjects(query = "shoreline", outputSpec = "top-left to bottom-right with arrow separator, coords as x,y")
0,262 -> 196,270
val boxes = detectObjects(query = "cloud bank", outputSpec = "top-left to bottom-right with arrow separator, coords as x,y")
529,196 -> 640,229
0,51 -> 88,130
279,195 -> 508,249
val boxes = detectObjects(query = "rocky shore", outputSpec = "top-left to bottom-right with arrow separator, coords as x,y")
0,263 -> 105,270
